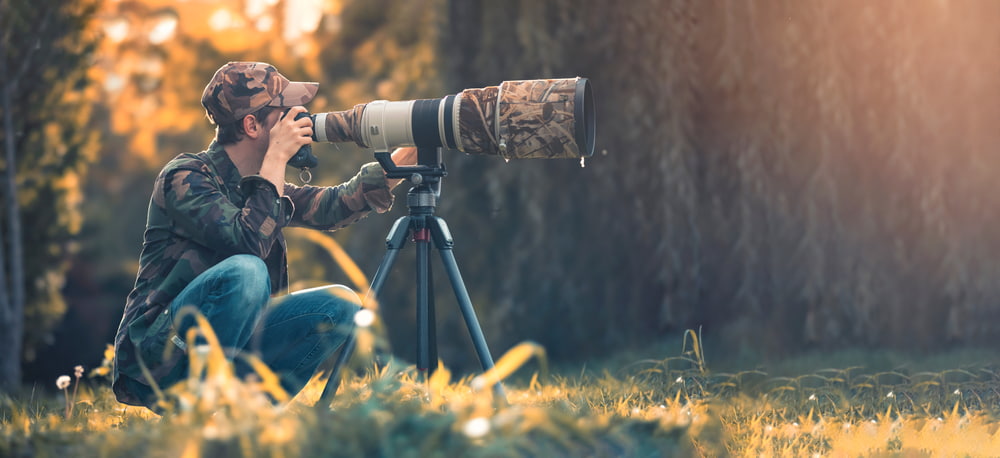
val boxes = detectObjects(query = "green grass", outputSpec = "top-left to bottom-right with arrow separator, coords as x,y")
4,335 -> 1000,457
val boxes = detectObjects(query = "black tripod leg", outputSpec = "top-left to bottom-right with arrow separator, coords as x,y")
319,217 -> 411,403
428,217 -> 506,399
427,246 -> 438,374
415,228 -> 435,377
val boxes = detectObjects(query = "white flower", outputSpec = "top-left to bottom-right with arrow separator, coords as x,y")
808,394 -> 817,401
354,309 -> 376,327
462,417 -> 491,438
56,375 -> 71,390
74,365 -> 84,378
886,391 -> 895,399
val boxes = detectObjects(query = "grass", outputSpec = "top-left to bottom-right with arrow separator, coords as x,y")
7,237 -> 999,456
4,331 -> 1000,457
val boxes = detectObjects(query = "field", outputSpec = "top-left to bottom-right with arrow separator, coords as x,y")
4,330 -> 1000,457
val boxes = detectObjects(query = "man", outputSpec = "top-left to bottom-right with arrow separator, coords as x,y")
112,62 -> 417,410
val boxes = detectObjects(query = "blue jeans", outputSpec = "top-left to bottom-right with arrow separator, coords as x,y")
168,254 -> 359,397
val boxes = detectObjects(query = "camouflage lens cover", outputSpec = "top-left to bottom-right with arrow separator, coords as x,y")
457,78 -> 593,159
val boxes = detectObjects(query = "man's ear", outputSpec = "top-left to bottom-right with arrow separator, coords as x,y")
243,114 -> 262,139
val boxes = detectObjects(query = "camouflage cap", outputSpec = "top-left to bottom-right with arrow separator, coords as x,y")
201,62 -> 319,124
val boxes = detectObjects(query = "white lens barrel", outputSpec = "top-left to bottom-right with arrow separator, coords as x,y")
450,94 -> 463,152
313,112 -> 329,142
360,100 -> 416,151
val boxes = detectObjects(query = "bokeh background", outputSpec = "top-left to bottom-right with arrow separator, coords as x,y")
4,0 -> 1000,387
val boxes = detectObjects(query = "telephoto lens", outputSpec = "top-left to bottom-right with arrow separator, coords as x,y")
310,78 -> 595,160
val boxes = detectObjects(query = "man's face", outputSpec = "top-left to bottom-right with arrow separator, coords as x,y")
251,107 -> 288,153
261,108 -> 289,131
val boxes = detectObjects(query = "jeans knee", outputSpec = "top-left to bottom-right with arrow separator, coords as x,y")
217,255 -> 270,305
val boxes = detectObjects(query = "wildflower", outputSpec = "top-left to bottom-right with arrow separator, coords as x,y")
886,391 -> 895,399
57,375 -> 73,419
808,394 -> 817,401
954,389 -> 961,396
675,377 -> 683,384
71,365 -> 84,417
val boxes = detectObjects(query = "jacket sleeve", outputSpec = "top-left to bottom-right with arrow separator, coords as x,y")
156,166 -> 292,257
284,161 -> 394,230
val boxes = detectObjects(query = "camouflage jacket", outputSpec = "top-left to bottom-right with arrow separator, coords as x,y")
112,141 -> 394,407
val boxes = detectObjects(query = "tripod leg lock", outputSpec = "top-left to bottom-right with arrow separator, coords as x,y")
385,216 -> 411,249
428,217 -> 454,248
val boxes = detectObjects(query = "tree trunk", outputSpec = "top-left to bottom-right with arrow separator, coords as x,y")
0,41 -> 24,393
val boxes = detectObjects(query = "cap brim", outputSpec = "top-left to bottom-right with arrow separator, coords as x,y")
268,81 -> 319,107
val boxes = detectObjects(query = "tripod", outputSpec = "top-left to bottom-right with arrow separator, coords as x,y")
319,147 -> 505,402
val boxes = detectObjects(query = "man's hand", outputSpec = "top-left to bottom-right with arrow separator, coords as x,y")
266,106 -> 313,164
386,147 -> 418,189
260,106 -> 313,194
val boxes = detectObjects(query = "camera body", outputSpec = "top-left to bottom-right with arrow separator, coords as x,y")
287,111 -> 319,169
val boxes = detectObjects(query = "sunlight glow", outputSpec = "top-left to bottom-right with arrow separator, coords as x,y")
245,0 -> 268,17
148,14 -> 177,44
104,72 -> 125,93
283,0 -> 322,41
255,15 -> 274,32
103,17 -> 129,43
209,8 -> 236,31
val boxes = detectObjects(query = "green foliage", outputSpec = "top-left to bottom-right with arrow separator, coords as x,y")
0,0 -> 101,361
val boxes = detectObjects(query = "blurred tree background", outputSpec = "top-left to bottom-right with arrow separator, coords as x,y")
5,0 -> 1000,386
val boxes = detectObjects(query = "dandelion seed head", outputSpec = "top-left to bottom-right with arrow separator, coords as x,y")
463,417 -> 491,438
56,375 -> 71,390
74,365 -> 84,378
354,309 -> 376,327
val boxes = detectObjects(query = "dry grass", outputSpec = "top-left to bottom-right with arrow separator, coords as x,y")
4,331 -> 1000,457
8,233 -> 1000,457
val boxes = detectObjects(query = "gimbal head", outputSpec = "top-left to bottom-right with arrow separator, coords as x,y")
374,147 -> 448,185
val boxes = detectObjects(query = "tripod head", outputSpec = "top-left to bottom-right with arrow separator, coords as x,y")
375,147 -> 448,186
375,146 -> 449,210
